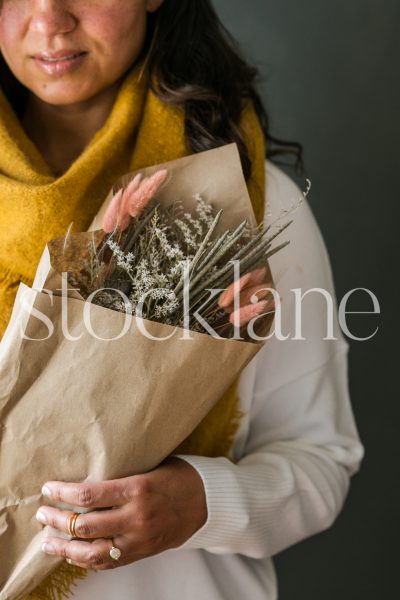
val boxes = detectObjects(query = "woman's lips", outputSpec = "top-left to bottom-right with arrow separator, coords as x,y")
32,51 -> 88,77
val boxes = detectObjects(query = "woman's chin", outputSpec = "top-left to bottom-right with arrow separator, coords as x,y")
28,80 -> 106,107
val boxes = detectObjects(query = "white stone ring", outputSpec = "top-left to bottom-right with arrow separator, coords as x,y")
109,540 -> 122,561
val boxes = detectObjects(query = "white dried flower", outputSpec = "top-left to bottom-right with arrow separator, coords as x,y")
194,193 -> 214,226
107,239 -> 135,273
175,218 -> 197,250
183,212 -> 204,238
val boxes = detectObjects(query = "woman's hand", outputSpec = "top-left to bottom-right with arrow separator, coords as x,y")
36,457 -> 207,570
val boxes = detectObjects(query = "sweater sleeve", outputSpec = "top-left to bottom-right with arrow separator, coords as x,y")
169,162 -> 365,558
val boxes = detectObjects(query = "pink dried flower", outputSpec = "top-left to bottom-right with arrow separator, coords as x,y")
218,266 -> 269,311
102,188 -> 124,234
126,170 -> 168,218
102,169 -> 168,233
224,284 -> 271,313
229,299 -> 273,328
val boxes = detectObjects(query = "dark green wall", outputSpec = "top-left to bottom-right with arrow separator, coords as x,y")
213,1 -> 398,598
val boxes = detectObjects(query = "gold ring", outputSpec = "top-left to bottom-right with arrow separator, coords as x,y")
67,512 -> 80,538
109,539 -> 122,561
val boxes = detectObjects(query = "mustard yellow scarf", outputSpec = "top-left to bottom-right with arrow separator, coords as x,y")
0,61 -> 266,599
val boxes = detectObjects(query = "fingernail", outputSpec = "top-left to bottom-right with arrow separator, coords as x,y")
42,485 -> 52,497
42,542 -> 56,555
36,510 -> 47,524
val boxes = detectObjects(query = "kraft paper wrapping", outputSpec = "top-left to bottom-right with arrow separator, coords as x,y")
0,145 -> 273,599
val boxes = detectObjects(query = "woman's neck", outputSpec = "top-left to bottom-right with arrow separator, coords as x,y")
21,81 -> 122,177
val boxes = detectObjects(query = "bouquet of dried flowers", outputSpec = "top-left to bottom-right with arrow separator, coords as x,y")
70,168 -> 292,340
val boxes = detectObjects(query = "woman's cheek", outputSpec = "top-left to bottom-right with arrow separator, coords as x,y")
0,6 -> 27,75
80,1 -> 148,56
0,3 -> 20,44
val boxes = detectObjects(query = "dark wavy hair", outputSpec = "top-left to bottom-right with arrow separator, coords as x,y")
0,0 -> 304,178
144,0 -> 304,178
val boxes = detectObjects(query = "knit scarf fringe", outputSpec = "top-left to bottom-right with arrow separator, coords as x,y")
217,404 -> 246,458
25,563 -> 88,600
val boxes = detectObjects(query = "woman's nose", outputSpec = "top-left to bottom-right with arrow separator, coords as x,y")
29,0 -> 77,37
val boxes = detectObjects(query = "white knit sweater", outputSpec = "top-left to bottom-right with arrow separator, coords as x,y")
70,160 -> 365,599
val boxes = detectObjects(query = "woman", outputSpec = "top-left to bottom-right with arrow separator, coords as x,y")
0,1 -> 364,599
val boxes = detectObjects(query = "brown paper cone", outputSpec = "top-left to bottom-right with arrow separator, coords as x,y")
0,144 -> 272,599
